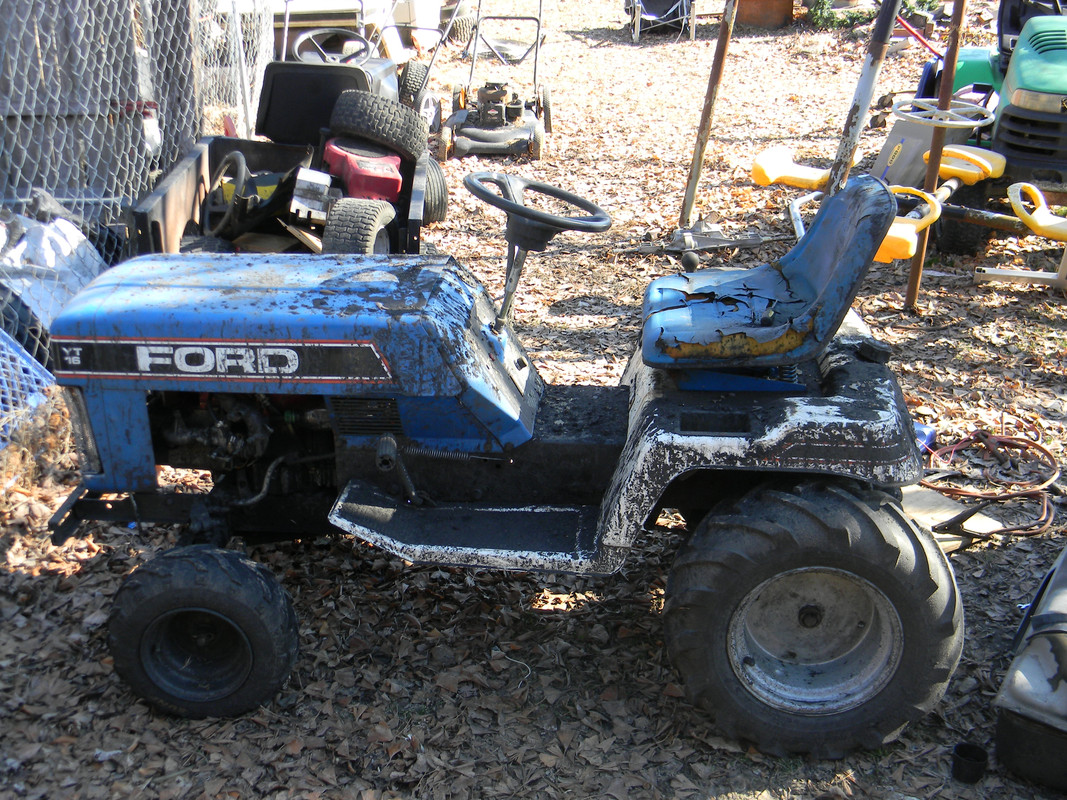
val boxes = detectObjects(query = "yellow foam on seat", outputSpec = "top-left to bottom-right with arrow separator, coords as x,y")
925,145 -> 1007,185
874,187 -> 942,262
751,147 -> 832,190
1008,182 -> 1067,242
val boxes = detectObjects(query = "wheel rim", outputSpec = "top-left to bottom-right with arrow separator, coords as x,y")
141,608 -> 254,703
728,567 -> 903,715
371,227 -> 391,254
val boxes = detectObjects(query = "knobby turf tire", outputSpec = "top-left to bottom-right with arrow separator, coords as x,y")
664,479 -> 963,758
448,15 -> 475,45
398,61 -> 429,111
108,545 -> 299,718
424,158 -> 449,223
322,198 -> 396,254
329,90 -> 428,163
0,284 -> 51,370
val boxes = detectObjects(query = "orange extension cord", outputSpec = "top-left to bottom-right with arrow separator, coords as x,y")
920,427 -> 1062,538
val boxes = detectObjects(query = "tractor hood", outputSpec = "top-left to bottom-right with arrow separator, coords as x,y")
1005,16 -> 1067,98
51,253 -> 542,450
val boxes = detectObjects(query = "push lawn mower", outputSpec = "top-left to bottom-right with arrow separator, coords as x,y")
438,0 -> 551,160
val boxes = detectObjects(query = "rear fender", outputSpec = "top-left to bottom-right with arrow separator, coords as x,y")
597,330 -> 923,559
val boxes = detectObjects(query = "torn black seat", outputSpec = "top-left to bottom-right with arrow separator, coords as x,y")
641,175 -> 896,371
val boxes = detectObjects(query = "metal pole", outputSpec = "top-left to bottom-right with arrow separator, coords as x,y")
905,0 -> 968,310
679,0 -> 737,228
824,0 -> 902,195
229,0 -> 253,139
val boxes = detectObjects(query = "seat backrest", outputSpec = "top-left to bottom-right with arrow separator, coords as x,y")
256,61 -> 372,146
774,175 -> 896,354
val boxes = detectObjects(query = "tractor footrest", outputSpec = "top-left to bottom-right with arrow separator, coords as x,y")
329,480 -> 601,572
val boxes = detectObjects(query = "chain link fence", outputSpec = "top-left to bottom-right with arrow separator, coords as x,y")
0,0 -> 275,446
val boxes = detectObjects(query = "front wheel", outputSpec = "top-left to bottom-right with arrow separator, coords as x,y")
664,479 -> 962,758
108,546 -> 299,718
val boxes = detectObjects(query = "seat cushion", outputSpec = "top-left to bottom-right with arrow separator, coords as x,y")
641,263 -> 815,367
640,175 -> 896,370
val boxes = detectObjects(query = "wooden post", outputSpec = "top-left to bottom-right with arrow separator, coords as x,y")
905,0 -> 969,310
678,0 -> 737,228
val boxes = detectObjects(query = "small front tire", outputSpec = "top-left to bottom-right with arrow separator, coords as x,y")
108,546 -> 299,718
322,199 -> 396,254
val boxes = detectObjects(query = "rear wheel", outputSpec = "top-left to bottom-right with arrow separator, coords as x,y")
0,284 -> 50,370
322,198 -> 395,254
108,546 -> 298,718
664,479 -> 962,758
540,85 -> 552,134
329,90 -> 428,162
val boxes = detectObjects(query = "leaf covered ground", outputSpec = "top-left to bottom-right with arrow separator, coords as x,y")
2,0 -> 1066,798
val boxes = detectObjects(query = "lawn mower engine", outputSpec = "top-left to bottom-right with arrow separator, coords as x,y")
322,137 -> 404,202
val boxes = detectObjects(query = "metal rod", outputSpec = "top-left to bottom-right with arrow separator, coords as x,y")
895,14 -> 944,59
825,0 -> 903,195
229,0 -> 253,139
678,0 -> 737,228
495,243 -> 529,328
905,0 -> 969,310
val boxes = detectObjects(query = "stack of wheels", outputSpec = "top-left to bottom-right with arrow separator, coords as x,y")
447,15 -> 475,45
323,89 -> 448,254
665,479 -> 963,757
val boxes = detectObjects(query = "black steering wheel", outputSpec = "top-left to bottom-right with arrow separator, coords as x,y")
292,28 -> 373,65
463,172 -> 610,250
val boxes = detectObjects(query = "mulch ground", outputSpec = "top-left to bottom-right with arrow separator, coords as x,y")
2,0 -> 1065,797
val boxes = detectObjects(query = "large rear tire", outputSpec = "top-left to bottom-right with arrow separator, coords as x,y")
664,479 -> 962,758
322,198 -> 396,254
329,90 -> 428,163
108,546 -> 299,718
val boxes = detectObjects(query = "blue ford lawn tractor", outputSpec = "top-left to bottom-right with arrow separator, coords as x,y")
48,172 -> 962,758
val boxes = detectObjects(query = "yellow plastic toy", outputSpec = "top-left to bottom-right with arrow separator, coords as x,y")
874,186 -> 942,262
974,182 -> 1067,290
924,145 -> 1007,186
751,147 -> 833,191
